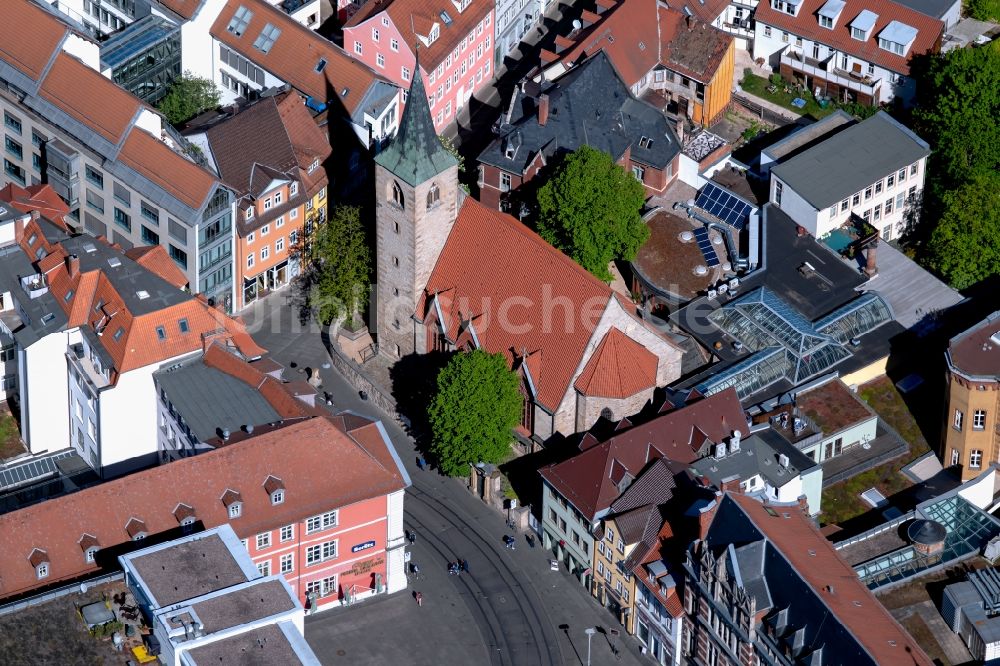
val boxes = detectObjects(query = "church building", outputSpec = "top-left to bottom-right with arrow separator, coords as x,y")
372,62 -> 684,442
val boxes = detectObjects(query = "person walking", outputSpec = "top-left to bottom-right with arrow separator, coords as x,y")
461,559 -> 469,573
407,530 -> 416,545
415,592 -> 423,607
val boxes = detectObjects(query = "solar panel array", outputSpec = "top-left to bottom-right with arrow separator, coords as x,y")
694,227 -> 720,267
0,450 -> 75,492
696,183 -> 753,230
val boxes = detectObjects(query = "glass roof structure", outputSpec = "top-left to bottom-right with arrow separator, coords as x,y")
854,495 -> 1000,590
695,287 -> 893,399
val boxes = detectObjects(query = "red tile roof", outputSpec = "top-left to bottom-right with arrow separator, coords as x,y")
540,389 -> 747,519
728,493 -> 934,666
0,0 -> 68,82
39,53 -> 141,145
117,129 -> 218,210
206,94 -> 332,198
0,184 -> 71,232
345,0 -> 492,68
211,0 -> 388,116
574,328 -> 657,398
124,245 -> 190,290
550,0 -> 733,86
158,0 -> 204,19
0,416 -> 408,601
754,0 -> 942,75
425,198 -> 628,411
20,221 -> 264,380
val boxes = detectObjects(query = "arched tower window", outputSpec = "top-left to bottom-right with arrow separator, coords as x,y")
600,407 -> 615,421
426,183 -> 440,209
391,181 -> 404,208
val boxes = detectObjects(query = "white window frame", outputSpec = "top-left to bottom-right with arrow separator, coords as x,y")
306,510 -> 339,534
257,560 -> 271,576
256,532 -> 271,550
974,410 -> 986,430
971,449 -> 983,469
280,553 -> 294,573
280,524 -> 294,542
228,502 -> 242,518
271,489 -> 284,505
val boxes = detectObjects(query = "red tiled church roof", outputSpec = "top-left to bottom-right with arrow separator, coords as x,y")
574,328 -> 657,399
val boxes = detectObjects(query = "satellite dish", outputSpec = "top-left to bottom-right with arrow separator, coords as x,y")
572,19 -> 582,29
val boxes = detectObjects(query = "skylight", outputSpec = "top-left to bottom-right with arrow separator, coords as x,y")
440,10 -> 453,25
253,23 -> 281,53
315,58 -> 328,73
227,5 -> 253,37
107,257 -> 122,268
136,290 -> 150,300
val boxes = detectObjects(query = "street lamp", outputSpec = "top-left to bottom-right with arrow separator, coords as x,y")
584,627 -> 597,666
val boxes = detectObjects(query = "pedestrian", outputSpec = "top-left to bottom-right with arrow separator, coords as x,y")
407,530 -> 416,545
461,559 -> 469,573
415,592 -> 423,607
417,457 -> 425,471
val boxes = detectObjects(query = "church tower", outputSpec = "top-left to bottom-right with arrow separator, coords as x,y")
373,55 -> 459,358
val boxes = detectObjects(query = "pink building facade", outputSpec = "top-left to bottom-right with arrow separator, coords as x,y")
244,494 -> 394,612
343,2 -> 495,132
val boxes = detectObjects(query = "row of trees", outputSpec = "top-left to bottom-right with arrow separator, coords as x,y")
914,43 -> 1000,290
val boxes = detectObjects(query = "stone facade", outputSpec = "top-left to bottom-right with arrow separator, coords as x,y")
374,161 -> 460,358
575,387 -> 655,433
944,371 -> 1000,481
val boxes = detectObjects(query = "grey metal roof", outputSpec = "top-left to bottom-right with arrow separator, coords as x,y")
865,239 -> 962,330
353,79 -> 400,125
155,357 -> 281,443
761,110 -> 855,166
61,233 -> 190,316
894,0 -> 958,20
0,241 -> 68,348
691,428 -> 816,490
373,63 -> 456,187
478,51 -> 680,173
770,112 -> 930,210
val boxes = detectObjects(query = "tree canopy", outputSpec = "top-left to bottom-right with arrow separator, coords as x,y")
308,205 -> 371,327
158,73 -> 221,125
912,43 -> 1000,289
427,350 -> 522,476
536,145 -> 649,281
926,170 -> 1000,290
914,43 -> 1000,188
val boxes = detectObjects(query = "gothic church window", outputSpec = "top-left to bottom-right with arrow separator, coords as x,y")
391,181 -> 404,208
426,183 -> 440,209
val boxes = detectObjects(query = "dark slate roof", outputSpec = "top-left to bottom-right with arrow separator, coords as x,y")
478,51 -> 680,173
374,58 -> 457,187
770,112 -> 930,210
154,356 -> 281,443
609,458 -> 678,514
691,428 -> 817,490
894,0 -> 958,20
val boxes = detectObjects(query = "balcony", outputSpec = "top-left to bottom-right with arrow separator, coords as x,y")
780,49 -> 880,99
20,274 -> 48,299
67,345 -> 111,390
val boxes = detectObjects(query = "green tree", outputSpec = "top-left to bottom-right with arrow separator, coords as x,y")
158,73 -> 221,125
967,0 -> 1000,21
427,350 -> 522,476
926,170 -> 1000,290
536,145 -> 648,281
309,205 -> 371,327
913,43 -> 1000,188
438,134 -> 465,175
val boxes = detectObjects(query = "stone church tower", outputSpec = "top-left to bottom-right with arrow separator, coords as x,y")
373,59 -> 459,358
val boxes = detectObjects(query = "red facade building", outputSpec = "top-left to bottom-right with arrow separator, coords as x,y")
343,0 -> 495,132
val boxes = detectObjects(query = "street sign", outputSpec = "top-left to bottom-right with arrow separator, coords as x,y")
404,550 -> 412,563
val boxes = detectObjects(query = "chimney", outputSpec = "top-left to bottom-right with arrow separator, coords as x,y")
538,94 -> 550,126
13,214 -> 29,242
66,254 -> 80,279
686,14 -> 693,29
865,243 -> 878,277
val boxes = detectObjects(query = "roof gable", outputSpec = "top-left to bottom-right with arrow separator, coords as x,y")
575,328 -> 658,399
425,198 -> 612,410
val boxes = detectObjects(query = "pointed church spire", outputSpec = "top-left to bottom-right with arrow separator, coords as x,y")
374,48 -> 458,187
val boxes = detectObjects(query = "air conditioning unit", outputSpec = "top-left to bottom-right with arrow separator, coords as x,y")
778,453 -> 790,468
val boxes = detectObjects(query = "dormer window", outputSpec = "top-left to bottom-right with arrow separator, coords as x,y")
771,0 -> 801,15
878,21 -> 917,56
78,534 -> 100,563
290,182 -> 299,196
173,502 -> 196,528
29,548 -> 50,579
125,517 -> 148,541
246,206 -> 254,219
222,488 -> 243,518
263,475 -> 285,505
274,192 -> 282,205
817,0 -> 845,28
308,159 -> 320,174
850,10 -> 878,41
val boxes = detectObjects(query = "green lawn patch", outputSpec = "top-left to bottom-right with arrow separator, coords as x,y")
819,377 -> 932,526
739,72 -> 837,119
0,412 -> 23,461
